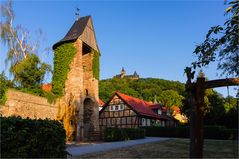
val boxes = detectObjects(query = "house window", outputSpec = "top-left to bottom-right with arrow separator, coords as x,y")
147,119 -> 151,126
162,121 -> 165,127
142,118 -> 146,126
111,105 -> 115,111
115,105 -> 119,111
119,104 -> 124,110
158,109 -> 162,115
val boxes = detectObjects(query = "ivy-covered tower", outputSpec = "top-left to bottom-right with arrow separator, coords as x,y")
52,16 -> 100,141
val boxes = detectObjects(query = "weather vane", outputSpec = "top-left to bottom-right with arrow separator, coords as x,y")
75,7 -> 80,20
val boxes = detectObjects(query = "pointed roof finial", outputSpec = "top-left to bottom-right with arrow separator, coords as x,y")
75,7 -> 80,20
121,67 -> 126,73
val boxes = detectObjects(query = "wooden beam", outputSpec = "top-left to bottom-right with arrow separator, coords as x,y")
186,78 -> 239,90
204,78 -> 239,89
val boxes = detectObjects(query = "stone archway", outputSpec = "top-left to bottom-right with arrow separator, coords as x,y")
83,97 -> 98,141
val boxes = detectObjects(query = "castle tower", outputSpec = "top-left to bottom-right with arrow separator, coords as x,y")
52,16 -> 100,141
120,67 -> 126,78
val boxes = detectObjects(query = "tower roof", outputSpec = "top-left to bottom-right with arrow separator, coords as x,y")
121,67 -> 126,73
53,16 -> 99,52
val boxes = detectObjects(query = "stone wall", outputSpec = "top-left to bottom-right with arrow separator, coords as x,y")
0,89 -> 58,119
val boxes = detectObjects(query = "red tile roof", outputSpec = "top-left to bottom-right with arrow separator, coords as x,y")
98,99 -> 105,107
41,83 -> 52,92
148,103 -> 162,109
171,106 -> 181,114
116,92 -> 161,119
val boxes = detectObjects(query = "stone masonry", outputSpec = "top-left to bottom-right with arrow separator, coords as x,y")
0,89 -> 57,119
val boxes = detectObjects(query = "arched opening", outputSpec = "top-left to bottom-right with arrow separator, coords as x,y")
83,97 -> 98,140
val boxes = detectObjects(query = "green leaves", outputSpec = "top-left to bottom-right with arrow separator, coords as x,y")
157,90 -> 185,108
0,116 -> 67,158
52,43 -> 77,96
0,72 -> 13,105
191,0 -> 239,77
99,78 -> 185,103
92,49 -> 100,80
11,54 -> 51,89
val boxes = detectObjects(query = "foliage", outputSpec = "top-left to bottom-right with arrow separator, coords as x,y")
0,72 -> 13,104
0,0 -> 51,88
52,43 -> 77,96
224,96 -> 237,113
1,116 -> 67,158
191,0 -> 239,77
204,92 -> 238,129
104,127 -> 145,141
143,126 -> 189,138
143,126 -> 238,140
157,90 -> 184,108
92,49 -> 100,80
99,78 -> 185,103
10,54 -> 51,89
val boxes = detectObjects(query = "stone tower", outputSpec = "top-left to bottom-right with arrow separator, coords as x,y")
53,16 -> 100,141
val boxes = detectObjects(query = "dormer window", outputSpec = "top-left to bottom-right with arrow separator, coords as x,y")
110,105 -> 115,111
119,104 -> 124,110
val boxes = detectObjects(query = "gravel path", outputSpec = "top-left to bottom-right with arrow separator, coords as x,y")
67,137 -> 169,157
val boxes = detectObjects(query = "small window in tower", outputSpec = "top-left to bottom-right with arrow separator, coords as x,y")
85,89 -> 88,96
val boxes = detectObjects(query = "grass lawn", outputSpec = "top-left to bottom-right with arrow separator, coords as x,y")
77,138 -> 238,158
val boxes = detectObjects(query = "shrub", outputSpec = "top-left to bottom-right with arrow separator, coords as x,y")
0,72 -> 14,105
143,126 -> 189,138
143,125 -> 238,140
1,116 -> 67,158
104,127 -> 145,141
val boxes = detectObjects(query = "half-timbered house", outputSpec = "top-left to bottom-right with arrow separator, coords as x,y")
99,92 -> 173,128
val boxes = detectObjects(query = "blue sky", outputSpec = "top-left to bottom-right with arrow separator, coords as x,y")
0,0 -> 237,97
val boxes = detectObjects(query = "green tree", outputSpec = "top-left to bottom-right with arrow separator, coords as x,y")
0,72 -> 13,104
11,54 -> 51,89
0,0 -> 51,88
192,0 -> 239,77
157,90 -> 184,108
99,78 -> 185,103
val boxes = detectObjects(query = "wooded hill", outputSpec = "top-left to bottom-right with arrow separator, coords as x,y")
99,77 -> 238,128
99,77 -> 185,103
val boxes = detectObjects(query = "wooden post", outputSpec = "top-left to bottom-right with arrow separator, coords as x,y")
187,77 -> 239,158
189,86 -> 196,158
195,77 -> 205,158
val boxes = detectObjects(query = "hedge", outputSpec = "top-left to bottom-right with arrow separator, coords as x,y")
143,126 -> 238,140
104,127 -> 145,141
1,116 -> 67,158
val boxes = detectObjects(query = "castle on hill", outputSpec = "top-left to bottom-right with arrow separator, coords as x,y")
114,67 -> 139,80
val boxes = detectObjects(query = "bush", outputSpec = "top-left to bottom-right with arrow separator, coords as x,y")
1,116 -> 67,158
143,126 -> 189,138
0,72 -> 14,105
104,127 -> 145,141
143,125 -> 238,140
